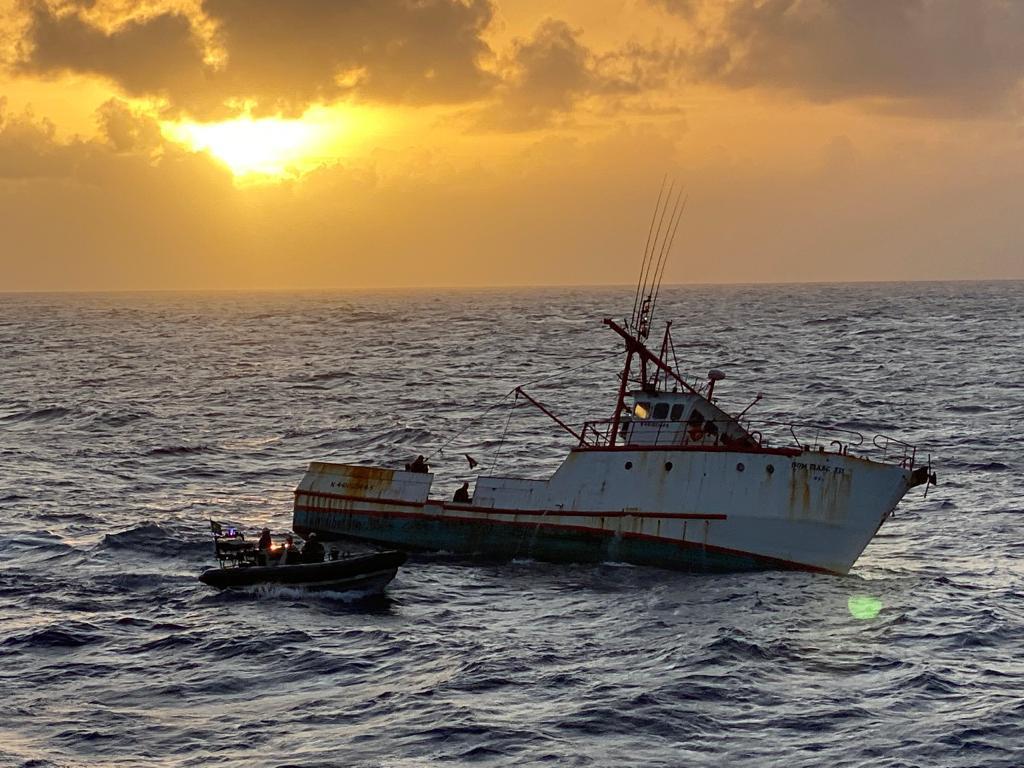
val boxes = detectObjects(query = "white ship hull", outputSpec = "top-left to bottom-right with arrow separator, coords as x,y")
293,445 -> 915,575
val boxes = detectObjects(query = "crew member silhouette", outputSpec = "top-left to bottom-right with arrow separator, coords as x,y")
301,533 -> 325,564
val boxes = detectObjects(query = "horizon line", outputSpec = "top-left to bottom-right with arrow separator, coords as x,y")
2,275 -> 1022,296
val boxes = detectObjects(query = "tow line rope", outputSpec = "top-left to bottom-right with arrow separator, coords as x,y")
489,390 -> 519,475
426,348 -> 621,467
427,389 -> 516,463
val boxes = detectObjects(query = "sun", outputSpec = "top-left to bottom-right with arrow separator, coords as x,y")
161,105 -> 394,183
163,112 -> 343,180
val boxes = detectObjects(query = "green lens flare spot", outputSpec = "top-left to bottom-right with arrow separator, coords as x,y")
848,595 -> 883,620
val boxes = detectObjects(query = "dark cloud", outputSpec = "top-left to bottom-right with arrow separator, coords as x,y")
96,98 -> 164,152
658,0 -> 1024,117
649,0 -> 699,20
17,3 -> 223,114
16,0 -> 497,117
15,2 -> 675,126
0,98 -> 80,178
0,97 -> 225,184
205,0 -> 496,111
476,19 -> 669,131
479,19 -> 593,130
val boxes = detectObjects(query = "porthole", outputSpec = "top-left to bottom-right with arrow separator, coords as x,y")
736,462 -> 745,472
625,461 -> 633,470
766,464 -> 774,475
665,461 -> 673,471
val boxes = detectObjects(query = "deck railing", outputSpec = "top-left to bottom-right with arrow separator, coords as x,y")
578,417 -> 917,468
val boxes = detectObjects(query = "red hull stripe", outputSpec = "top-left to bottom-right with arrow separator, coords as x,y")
292,504 -> 837,575
294,489 -> 727,521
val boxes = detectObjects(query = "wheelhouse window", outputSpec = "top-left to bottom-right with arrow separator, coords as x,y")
670,403 -> 685,421
634,402 -> 651,419
653,402 -> 670,420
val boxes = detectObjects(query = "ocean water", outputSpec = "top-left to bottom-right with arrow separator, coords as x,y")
1,282 -> 1022,768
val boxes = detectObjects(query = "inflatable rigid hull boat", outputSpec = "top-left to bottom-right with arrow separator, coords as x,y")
198,550 -> 407,592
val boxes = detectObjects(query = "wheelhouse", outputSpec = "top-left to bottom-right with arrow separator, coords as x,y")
618,389 -> 755,448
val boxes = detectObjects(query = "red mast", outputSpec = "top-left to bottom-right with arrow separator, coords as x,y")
604,319 -> 698,446
608,179 -> 689,446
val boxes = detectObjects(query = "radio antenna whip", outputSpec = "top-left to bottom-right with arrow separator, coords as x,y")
647,188 -> 684,316
650,193 -> 688,323
630,175 -> 667,328
634,179 -> 675,338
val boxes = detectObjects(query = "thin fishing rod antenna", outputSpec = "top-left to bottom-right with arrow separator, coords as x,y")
650,193 -> 688,321
652,194 -> 687,309
640,186 -> 684,341
630,175 -> 667,327
634,179 -> 675,338
647,187 -> 685,321
633,182 -> 673,336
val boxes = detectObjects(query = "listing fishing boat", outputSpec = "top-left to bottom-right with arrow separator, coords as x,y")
198,522 -> 406,592
292,185 -> 935,576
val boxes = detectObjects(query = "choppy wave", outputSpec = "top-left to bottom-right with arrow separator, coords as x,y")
1,282 -> 1023,767
300,369 -> 357,383
99,524 -> 210,560
2,621 -> 104,651
0,406 -> 71,424
89,409 -> 150,427
970,461 -> 1012,472
145,444 -> 214,456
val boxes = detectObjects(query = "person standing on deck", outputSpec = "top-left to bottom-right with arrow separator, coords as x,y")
301,533 -> 325,563
257,527 -> 272,550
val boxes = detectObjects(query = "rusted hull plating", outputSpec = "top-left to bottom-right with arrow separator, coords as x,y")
292,450 -> 913,575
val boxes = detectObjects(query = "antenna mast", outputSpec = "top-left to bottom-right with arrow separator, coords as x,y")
630,175 -> 667,330
629,182 -> 685,342
608,178 -> 690,444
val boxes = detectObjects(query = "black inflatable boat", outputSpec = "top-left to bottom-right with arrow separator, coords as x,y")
199,549 -> 407,592
198,522 -> 405,593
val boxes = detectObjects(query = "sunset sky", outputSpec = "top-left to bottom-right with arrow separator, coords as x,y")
2,0 -> 1022,290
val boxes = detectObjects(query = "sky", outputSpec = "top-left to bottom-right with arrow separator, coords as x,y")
1,0 -> 1022,291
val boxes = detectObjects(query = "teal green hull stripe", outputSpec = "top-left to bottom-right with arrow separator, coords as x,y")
293,508 -> 823,574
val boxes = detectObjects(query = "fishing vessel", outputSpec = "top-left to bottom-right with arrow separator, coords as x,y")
292,185 -> 935,576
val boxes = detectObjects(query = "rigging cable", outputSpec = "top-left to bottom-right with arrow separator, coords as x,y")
516,348 -> 621,389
